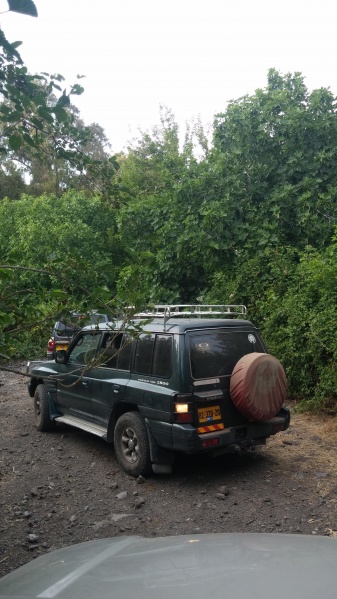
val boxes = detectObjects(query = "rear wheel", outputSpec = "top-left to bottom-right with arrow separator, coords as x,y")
114,412 -> 151,477
34,385 -> 55,431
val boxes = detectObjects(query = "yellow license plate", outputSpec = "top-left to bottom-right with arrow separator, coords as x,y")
56,343 -> 69,351
198,405 -> 221,424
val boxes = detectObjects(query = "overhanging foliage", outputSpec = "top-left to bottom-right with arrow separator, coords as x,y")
0,20 -> 336,412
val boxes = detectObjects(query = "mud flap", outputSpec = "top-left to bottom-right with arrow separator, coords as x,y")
47,390 -> 59,420
145,419 -> 174,473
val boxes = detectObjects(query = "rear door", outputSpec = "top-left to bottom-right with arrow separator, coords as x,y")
125,333 -> 174,422
89,332 -> 132,424
187,328 -> 266,429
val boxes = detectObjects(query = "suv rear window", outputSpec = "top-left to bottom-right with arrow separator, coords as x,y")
189,331 -> 264,379
135,334 -> 173,378
54,321 -> 77,335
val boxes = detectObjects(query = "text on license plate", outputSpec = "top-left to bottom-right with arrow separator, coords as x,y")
56,344 -> 69,351
198,405 -> 221,423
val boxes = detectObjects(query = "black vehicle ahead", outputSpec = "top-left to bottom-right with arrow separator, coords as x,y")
46,312 -> 111,359
28,305 -> 290,477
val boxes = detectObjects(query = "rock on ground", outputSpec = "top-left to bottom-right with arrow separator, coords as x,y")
1,361 -> 337,577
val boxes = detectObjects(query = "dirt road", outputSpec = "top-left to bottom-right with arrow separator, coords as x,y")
1,362 -> 337,577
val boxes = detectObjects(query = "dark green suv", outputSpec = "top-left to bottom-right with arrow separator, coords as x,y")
27,305 -> 290,476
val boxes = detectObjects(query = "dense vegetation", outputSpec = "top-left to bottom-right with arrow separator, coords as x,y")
0,7 -> 336,411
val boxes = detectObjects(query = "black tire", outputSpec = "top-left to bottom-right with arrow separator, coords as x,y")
114,412 -> 151,477
34,385 -> 55,432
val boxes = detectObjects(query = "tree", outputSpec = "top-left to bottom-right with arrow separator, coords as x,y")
27,116 -> 113,196
0,190 -> 129,359
117,107 -> 214,301
0,157 -> 26,198
0,7 -> 123,359
0,29 -> 120,201
212,69 -> 337,252
256,242 -> 337,411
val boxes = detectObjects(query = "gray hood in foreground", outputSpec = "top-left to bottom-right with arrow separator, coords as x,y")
0,533 -> 336,599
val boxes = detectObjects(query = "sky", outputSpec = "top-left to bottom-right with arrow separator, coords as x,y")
1,0 -> 337,154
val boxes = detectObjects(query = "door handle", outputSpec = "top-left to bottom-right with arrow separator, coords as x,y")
113,384 -> 121,393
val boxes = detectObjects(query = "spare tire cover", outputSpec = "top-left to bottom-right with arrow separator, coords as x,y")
230,353 -> 287,421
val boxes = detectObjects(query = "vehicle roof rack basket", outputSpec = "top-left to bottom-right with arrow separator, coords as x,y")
134,304 -> 247,328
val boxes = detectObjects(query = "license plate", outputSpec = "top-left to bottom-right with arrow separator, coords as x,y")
198,405 -> 221,424
55,343 -> 69,351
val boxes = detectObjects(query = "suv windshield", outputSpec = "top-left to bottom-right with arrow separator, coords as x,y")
189,331 -> 264,379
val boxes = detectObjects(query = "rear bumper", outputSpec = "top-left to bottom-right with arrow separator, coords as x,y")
147,407 -> 290,455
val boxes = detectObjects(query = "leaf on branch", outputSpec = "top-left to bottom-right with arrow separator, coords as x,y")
52,106 -> 68,123
108,155 -> 120,169
50,289 -> 68,300
37,106 -> 54,124
33,74 -> 47,81
70,84 -> 85,96
56,93 -> 70,107
7,0 -> 38,17
5,110 -> 22,122
56,148 -> 74,160
0,30 -> 22,61
30,116 -> 44,131
22,132 -> 36,147
8,134 -> 22,150
51,74 -> 65,82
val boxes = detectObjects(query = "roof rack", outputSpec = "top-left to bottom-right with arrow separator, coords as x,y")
134,304 -> 247,328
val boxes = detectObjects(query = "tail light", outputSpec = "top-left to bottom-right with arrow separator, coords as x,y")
202,437 -> 220,448
174,394 -> 193,423
47,338 -> 55,351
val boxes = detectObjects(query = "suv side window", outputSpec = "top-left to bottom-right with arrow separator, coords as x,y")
134,334 -> 172,378
117,336 -> 132,371
134,334 -> 155,375
152,334 -> 172,378
100,332 -> 132,371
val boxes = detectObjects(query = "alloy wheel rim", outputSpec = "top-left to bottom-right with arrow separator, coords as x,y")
121,426 -> 139,463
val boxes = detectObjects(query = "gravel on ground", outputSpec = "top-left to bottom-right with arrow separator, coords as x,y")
1,361 -> 337,577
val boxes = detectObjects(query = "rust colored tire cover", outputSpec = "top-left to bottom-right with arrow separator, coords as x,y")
229,353 -> 287,421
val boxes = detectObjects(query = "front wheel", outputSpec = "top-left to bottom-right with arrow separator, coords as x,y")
34,385 -> 55,431
114,412 -> 151,477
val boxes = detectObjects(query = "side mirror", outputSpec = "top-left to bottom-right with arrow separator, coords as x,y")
55,349 -> 68,364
